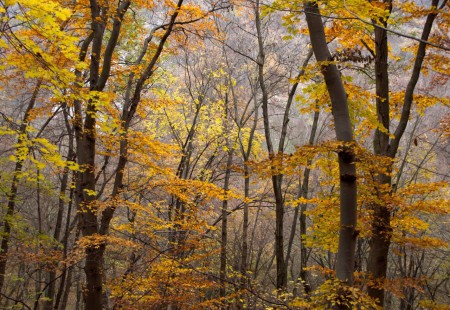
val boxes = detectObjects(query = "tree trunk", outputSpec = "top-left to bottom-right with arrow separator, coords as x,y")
238,88 -> 259,306
44,106 -> 75,310
304,0 -> 357,293
283,50 -> 313,282
72,1 -> 184,307
367,2 -> 393,304
254,0 -> 287,290
367,0 -> 441,306
286,109 -> 318,296
220,92 -> 234,304
0,81 -> 41,297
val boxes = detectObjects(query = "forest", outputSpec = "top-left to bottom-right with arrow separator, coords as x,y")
0,0 -> 449,309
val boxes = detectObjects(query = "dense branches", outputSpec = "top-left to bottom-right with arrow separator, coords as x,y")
0,0 -> 448,309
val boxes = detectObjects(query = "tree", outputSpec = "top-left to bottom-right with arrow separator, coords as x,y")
0,0 -> 81,302
304,0 -> 358,302
366,0 -> 447,306
0,0 -> 449,308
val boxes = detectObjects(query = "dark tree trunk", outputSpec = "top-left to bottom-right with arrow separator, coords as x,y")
72,1 -> 183,307
367,0 -> 442,306
367,2 -> 393,305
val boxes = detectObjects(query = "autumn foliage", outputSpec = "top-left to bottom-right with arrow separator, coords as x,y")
0,0 -> 449,309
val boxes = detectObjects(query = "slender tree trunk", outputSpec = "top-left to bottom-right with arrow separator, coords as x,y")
54,107 -> 77,310
240,165 -> 250,285
220,92 -> 234,304
302,110 -> 319,294
0,81 -> 41,297
286,108 -> 318,254
304,0 -> 357,296
299,199 -> 310,295
219,149 -> 233,304
44,110 -> 75,310
254,0 -> 287,290
59,229 -> 80,310
283,51 -> 313,281
75,275 -> 82,310
238,89 -> 259,307
298,110 -> 319,296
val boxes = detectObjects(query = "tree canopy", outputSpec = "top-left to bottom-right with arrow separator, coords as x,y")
0,0 -> 449,309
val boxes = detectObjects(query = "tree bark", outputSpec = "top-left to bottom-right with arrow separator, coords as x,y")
237,83 -> 259,306
72,1 -> 185,308
367,0 -> 442,306
0,80 -> 41,298
44,105 -> 76,310
304,0 -> 357,293
284,51 -> 313,276
255,0 -> 287,290
299,110 -> 319,296
367,1 -> 393,305
220,93 -> 234,304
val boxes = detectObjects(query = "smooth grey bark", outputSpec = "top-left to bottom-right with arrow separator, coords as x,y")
304,0 -> 357,292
